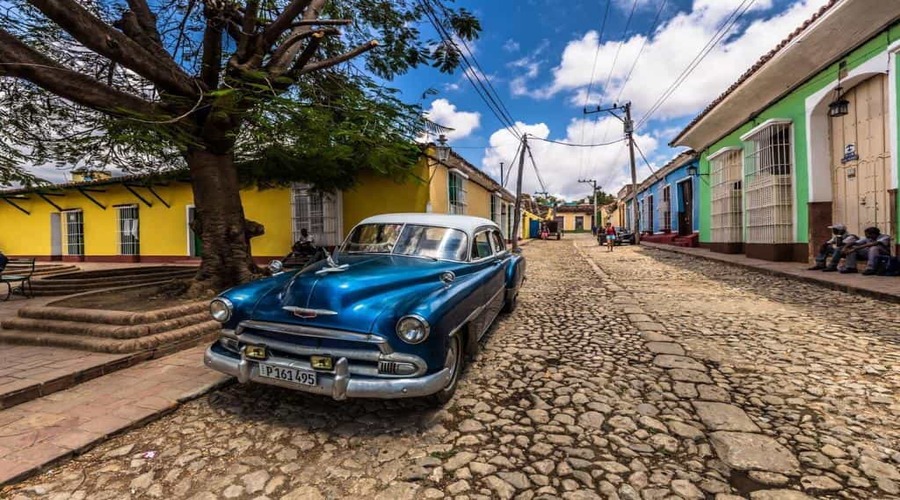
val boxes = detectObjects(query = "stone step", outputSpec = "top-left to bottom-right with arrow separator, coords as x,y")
0,321 -> 219,353
33,269 -> 195,287
16,303 -> 208,325
1,312 -> 212,339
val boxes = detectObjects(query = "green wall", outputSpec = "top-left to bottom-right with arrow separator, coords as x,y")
698,22 -> 900,244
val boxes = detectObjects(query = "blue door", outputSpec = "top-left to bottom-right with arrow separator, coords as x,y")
529,220 -> 540,238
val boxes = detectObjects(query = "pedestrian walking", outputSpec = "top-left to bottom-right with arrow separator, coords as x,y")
604,222 -> 616,252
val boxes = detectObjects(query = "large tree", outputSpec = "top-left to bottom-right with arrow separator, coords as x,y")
0,0 -> 479,293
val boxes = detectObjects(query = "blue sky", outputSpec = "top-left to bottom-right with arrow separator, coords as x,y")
394,0 -> 831,200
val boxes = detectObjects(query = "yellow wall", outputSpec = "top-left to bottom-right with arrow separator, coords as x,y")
342,166 -> 429,234
558,211 -> 594,231
428,163 -> 450,213
467,182 -> 491,219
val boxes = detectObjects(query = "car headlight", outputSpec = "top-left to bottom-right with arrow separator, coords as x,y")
210,298 -> 233,323
396,315 -> 430,344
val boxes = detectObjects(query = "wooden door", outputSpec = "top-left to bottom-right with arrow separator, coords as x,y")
831,74 -> 892,236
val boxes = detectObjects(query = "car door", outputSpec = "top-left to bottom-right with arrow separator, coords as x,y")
471,228 -> 507,337
484,229 -> 510,326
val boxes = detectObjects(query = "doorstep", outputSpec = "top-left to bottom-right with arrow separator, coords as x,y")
641,242 -> 900,304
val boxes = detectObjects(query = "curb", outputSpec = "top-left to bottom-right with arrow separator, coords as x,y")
0,332 -> 218,411
0,375 -> 234,487
641,242 -> 900,305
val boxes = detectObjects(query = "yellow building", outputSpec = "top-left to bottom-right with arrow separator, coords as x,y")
554,204 -> 596,232
0,146 -> 515,262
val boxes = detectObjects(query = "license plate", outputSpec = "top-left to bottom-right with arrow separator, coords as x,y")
257,363 -> 317,386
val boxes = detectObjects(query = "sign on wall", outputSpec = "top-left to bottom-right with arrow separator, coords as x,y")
841,143 -> 859,164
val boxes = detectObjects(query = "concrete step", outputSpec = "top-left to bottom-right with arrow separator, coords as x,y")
0,321 -> 220,353
16,303 -> 208,325
1,311 -> 212,339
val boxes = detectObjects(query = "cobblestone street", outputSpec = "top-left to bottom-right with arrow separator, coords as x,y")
3,235 -> 900,499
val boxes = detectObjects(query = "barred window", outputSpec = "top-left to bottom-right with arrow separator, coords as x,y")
742,121 -> 793,244
116,205 -> 139,256
490,195 -> 502,227
660,186 -> 672,232
63,210 -> 84,256
710,148 -> 743,243
449,171 -> 468,215
291,184 -> 341,247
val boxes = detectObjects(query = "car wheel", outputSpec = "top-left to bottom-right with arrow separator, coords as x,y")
502,290 -> 518,313
426,335 -> 464,406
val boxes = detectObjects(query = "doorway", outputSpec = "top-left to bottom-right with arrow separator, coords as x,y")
678,179 -> 694,236
50,213 -> 62,260
187,206 -> 202,257
830,74 -> 892,236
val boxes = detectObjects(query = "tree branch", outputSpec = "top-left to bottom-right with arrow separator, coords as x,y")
201,4 -> 223,89
295,40 -> 379,77
288,31 -> 324,75
289,19 -> 351,27
0,28 -> 163,119
114,11 -> 172,63
268,27 -> 338,72
27,0 -> 200,96
261,0 -> 313,49
266,0 -> 326,75
125,0 -> 162,45
235,0 -> 259,62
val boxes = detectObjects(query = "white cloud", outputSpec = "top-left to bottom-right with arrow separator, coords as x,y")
480,117 -> 658,199
423,99 -> 481,141
503,39 -> 520,52
518,0 -> 828,124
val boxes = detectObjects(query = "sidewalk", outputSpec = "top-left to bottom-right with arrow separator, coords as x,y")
642,242 -> 900,303
0,344 -> 229,486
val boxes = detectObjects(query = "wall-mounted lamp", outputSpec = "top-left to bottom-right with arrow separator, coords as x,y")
435,134 -> 451,162
686,165 -> 707,177
828,86 -> 849,118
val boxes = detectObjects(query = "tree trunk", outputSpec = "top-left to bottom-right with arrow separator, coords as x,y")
186,147 -> 256,295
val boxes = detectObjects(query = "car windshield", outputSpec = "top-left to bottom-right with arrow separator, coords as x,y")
341,224 -> 469,261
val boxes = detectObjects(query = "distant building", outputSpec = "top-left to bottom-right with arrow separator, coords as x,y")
632,151 -> 700,244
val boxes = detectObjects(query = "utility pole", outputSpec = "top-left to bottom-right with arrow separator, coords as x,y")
510,135 -> 527,252
584,101 -> 640,244
578,178 -> 599,231
500,161 -> 504,187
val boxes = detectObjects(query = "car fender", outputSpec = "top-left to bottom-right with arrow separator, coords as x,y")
505,253 -> 526,292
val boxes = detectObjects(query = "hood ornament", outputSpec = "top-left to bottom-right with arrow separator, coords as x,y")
316,252 -> 350,275
283,306 -> 338,319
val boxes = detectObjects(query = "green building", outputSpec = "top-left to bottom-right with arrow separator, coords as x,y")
672,0 -> 900,262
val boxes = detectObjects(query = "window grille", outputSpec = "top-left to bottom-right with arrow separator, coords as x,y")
448,172 -> 467,214
490,195 -> 502,227
116,205 -> 139,256
660,186 -> 672,232
642,195 -> 654,232
743,122 -> 793,244
62,210 -> 84,256
291,184 -> 340,246
500,203 -> 508,240
710,149 -> 744,243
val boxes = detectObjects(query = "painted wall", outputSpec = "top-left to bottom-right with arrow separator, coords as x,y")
0,183 -> 292,259
633,160 -> 699,234
557,211 -> 594,231
698,22 -> 900,244
342,165 -> 429,234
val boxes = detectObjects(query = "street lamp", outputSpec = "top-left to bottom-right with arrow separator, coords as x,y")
828,87 -> 849,118
435,134 -> 451,162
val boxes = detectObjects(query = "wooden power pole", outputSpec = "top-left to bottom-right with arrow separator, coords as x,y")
510,135 -> 527,251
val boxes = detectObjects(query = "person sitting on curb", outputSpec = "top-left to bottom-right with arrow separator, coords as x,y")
809,223 -> 849,271
839,226 -> 892,275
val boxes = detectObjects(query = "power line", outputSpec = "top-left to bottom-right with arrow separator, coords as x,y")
421,0 -> 522,139
636,0 -> 757,130
578,0 -> 612,181
532,136 -> 626,148
525,141 -> 547,194
599,0 -> 640,97
613,0 -> 669,105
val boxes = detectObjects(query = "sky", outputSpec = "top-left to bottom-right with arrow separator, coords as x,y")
405,0 -> 832,200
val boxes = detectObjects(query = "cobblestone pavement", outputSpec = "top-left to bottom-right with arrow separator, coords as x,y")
3,235 -> 899,499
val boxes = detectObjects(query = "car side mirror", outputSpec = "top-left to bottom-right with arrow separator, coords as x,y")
267,260 -> 284,275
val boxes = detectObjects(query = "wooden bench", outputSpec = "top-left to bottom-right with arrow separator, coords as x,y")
1,258 -> 36,301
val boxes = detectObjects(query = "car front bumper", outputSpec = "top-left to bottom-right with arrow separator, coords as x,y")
204,343 -> 452,400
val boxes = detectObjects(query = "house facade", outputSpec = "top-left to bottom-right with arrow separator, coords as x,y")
555,204 -> 596,232
0,145 -> 515,262
672,1 -> 900,262
633,152 -> 700,236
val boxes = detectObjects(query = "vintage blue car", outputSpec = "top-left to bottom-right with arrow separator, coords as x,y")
204,213 -> 526,404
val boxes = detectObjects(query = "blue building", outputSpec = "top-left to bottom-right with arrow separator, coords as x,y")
632,151 -> 700,244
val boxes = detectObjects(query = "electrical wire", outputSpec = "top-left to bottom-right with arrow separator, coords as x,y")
531,136 -> 626,148
613,0 -> 669,105
579,0 -> 613,180
599,0 -> 640,99
525,141 -> 548,194
636,0 -> 757,130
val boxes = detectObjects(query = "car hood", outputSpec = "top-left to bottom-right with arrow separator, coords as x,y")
247,254 -> 464,332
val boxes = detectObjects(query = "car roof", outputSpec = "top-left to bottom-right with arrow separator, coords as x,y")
358,213 -> 499,236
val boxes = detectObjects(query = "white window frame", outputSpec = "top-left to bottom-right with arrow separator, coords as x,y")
448,171 -> 468,215
116,204 -> 140,256
660,185 -> 672,232
291,183 -> 343,247
709,147 -> 744,243
62,210 -> 84,256
740,120 -> 794,244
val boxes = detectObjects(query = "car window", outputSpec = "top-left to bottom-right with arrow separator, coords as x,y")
471,231 -> 493,260
342,224 -> 403,253
393,225 -> 468,261
489,231 -> 505,254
